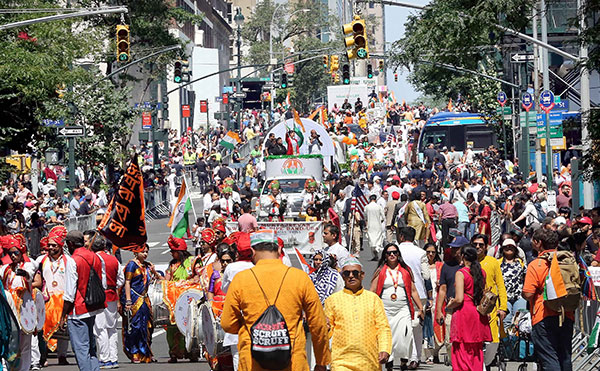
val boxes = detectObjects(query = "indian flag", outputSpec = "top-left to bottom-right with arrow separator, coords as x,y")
167,178 -> 191,238
543,252 -> 568,301
219,131 -> 241,150
285,91 -> 291,109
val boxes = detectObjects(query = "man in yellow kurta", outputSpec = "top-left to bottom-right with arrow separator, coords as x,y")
472,234 -> 507,367
221,229 -> 331,371
324,257 -> 392,371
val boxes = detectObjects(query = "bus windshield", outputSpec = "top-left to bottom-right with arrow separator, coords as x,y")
262,178 -> 306,195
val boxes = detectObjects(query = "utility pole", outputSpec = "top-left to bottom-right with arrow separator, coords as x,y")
540,0 -> 553,188
533,5 -> 543,185
579,0 -> 594,208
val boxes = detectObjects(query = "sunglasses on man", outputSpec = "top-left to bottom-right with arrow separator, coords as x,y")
342,270 -> 362,278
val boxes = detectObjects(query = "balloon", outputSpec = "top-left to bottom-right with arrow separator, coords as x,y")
342,137 -> 350,144
350,139 -> 358,145
349,148 -> 358,156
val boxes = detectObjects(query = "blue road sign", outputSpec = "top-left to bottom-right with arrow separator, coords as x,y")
43,119 -> 65,127
521,92 -> 533,111
497,91 -> 507,106
539,90 -> 555,112
536,112 -> 563,127
553,100 -> 569,111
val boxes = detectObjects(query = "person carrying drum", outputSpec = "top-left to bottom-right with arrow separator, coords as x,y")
0,234 -> 40,371
164,235 -> 197,363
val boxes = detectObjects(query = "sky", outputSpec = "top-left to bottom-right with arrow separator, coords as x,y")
384,0 -> 431,104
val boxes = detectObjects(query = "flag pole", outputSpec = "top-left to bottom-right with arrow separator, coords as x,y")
348,200 -> 355,254
183,172 -> 198,223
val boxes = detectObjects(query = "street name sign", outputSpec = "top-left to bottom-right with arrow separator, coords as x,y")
233,92 -> 247,99
59,126 -> 84,137
43,119 -> 65,127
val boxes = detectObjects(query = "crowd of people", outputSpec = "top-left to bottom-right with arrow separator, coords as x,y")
0,95 -> 596,371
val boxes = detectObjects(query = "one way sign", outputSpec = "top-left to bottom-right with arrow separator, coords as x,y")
59,126 -> 85,137
511,53 -> 534,63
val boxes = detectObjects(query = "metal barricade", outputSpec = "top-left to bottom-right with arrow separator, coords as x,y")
145,186 -> 171,221
64,212 -> 97,232
572,295 -> 600,371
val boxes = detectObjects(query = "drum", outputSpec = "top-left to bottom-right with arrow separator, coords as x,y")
19,290 -> 37,334
185,297 -> 204,353
148,282 -> 170,326
33,289 -> 45,332
174,289 -> 204,335
201,303 -> 229,358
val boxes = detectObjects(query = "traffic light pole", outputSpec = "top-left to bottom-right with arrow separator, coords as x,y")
0,6 -> 128,30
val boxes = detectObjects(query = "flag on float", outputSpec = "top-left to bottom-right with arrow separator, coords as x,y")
543,252 -> 568,301
351,184 -> 368,219
98,157 -> 147,252
294,248 -> 315,274
219,131 -> 241,150
167,177 -> 192,238
292,109 -> 305,147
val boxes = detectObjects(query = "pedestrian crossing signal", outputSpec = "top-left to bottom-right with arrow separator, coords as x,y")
116,25 -> 130,62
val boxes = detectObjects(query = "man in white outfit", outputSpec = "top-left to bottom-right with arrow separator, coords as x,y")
365,195 -> 386,261
397,226 -> 431,369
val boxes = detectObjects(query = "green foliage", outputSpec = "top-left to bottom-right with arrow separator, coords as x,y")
240,0 -> 344,113
390,0 -> 532,113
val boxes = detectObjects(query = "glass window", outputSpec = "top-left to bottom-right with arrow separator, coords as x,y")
262,179 -> 306,195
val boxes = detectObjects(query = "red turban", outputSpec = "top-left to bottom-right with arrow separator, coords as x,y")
201,228 -> 217,246
40,236 -> 49,251
3,235 -> 21,252
48,225 -> 68,248
212,219 -> 226,234
167,235 -> 187,251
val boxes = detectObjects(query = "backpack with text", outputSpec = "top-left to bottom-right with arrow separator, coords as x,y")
539,250 -> 581,316
246,268 -> 294,370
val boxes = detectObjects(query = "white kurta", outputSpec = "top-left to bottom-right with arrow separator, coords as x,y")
365,202 -> 385,255
382,269 -> 413,360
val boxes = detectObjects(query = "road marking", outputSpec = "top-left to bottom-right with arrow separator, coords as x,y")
147,242 -> 161,248
161,248 -> 171,255
152,329 -> 166,338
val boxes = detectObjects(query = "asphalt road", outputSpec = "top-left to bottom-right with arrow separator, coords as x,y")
42,192 -> 534,370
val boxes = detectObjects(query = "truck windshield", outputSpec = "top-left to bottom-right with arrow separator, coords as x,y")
262,179 -> 306,194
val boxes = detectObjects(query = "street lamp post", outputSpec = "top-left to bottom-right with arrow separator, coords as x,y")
234,8 -> 244,131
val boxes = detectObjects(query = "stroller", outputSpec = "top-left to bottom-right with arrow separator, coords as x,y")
496,310 -> 536,371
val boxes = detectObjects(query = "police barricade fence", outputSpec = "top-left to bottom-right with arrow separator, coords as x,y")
573,272 -> 600,370
144,186 -> 171,221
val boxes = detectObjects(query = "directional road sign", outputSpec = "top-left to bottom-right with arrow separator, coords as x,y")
496,107 -> 512,115
511,53 -> 534,63
59,126 -> 84,137
232,92 -> 247,99
497,91 -> 507,106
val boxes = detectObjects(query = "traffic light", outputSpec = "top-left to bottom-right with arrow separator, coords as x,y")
173,60 -> 190,83
330,55 -> 339,73
280,73 -> 288,88
116,25 -> 130,62
342,15 -> 368,60
342,64 -> 350,85
287,74 -> 294,87
394,73 -> 398,82
162,91 -> 169,117
379,60 -> 384,72
367,64 -> 373,79
323,55 -> 328,69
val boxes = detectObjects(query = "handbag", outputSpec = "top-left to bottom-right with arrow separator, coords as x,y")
84,256 -> 106,308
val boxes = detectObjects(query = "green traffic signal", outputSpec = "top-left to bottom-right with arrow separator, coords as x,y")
174,76 -> 182,83
343,78 -> 350,84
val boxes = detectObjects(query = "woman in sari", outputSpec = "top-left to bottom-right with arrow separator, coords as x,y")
164,235 -> 196,363
122,244 -> 161,363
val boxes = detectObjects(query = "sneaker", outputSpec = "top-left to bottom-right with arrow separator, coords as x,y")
30,364 -> 41,371
99,362 -> 111,369
111,362 -> 119,369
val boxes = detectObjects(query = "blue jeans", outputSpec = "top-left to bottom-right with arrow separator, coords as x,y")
504,297 -> 527,328
68,316 -> 99,371
457,221 -> 469,237
532,316 -> 573,371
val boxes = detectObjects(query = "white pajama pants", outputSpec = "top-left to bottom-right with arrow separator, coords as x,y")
19,332 -> 32,371
93,301 -> 119,363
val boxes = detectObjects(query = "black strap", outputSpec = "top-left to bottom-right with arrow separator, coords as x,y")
250,267 -> 290,307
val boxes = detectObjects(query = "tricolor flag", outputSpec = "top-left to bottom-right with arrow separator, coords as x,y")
351,184 -> 368,219
167,177 -> 192,238
285,91 -> 291,109
294,248 -> 315,274
219,131 -> 241,150
543,252 -> 568,301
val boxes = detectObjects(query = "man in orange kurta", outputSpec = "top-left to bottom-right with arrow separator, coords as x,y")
221,229 -> 331,371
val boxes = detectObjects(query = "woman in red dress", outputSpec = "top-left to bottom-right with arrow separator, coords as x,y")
446,245 -> 492,371
477,197 -> 492,243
